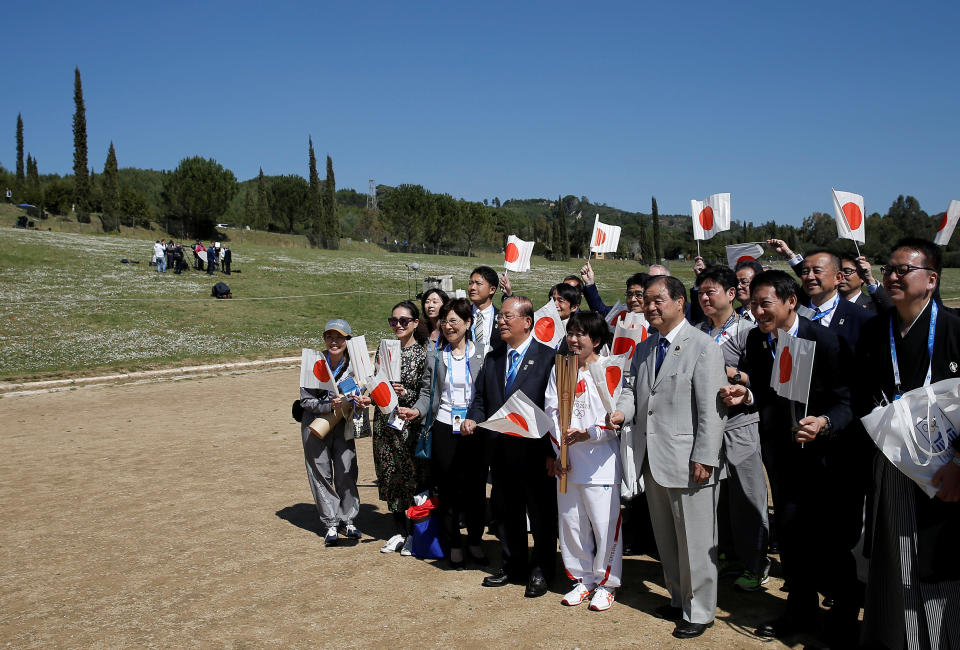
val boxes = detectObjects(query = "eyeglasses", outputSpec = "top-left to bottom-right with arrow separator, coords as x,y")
737,278 -> 752,286
495,313 -> 521,323
388,317 -> 416,327
625,291 -> 644,299
840,267 -> 858,276
880,264 -> 934,277
440,318 -> 464,327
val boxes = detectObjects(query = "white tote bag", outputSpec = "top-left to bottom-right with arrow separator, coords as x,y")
861,378 -> 960,497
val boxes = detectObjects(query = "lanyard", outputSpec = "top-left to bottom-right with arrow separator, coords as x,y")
325,351 -> 345,378
704,312 -> 738,344
445,343 -> 472,407
889,301 -> 938,397
809,294 -> 839,322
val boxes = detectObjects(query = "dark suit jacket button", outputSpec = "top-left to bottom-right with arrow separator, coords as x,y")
648,410 -> 653,415
650,390 -> 655,396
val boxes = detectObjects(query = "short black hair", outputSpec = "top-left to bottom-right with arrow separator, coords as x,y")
565,311 -> 610,353
563,275 -> 583,291
750,270 -> 800,303
626,272 -> 650,289
802,249 -> 842,273
733,259 -> 763,276
645,275 -> 687,304
471,265 -> 499,292
550,282 -> 582,307
892,237 -> 942,275
697,265 -> 738,292
438,297 -> 473,334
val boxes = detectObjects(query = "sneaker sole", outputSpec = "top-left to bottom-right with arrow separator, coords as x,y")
734,577 -> 770,592
589,600 -> 614,611
562,596 -> 588,606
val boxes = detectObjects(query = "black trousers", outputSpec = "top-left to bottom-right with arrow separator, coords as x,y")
430,421 -> 487,549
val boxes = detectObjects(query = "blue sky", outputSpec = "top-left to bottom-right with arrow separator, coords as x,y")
3,1 -> 958,225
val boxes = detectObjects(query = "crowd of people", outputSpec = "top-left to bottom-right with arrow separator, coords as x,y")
297,236 -> 960,648
151,239 -> 232,275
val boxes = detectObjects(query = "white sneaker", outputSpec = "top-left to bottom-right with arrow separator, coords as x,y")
400,535 -> 414,556
589,585 -> 615,611
561,582 -> 593,606
380,534 -> 404,553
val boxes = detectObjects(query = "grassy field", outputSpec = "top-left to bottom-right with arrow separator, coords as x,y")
3,207 -> 959,382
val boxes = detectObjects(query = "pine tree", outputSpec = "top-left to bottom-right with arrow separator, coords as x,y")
101,142 -> 120,231
307,137 -> 323,247
323,155 -> 340,249
651,196 -> 662,263
256,167 -> 269,230
15,113 -> 25,188
243,189 -> 255,227
25,153 -> 41,206
73,67 -> 90,221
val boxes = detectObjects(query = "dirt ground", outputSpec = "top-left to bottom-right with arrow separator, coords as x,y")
1,367 -> 809,648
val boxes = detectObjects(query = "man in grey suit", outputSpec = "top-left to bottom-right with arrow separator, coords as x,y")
610,275 -> 727,639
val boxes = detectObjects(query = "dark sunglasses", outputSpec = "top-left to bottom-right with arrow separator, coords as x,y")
388,317 -> 416,327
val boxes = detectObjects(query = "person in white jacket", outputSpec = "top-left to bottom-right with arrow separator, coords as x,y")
544,311 -> 622,612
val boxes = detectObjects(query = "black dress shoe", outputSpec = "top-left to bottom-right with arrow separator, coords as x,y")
755,615 -> 814,639
673,620 -> 712,639
524,572 -> 548,598
654,604 -> 683,621
481,568 -> 511,587
449,558 -> 466,571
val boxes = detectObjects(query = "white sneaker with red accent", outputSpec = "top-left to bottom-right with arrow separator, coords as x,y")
589,585 -> 615,611
561,582 -> 593,606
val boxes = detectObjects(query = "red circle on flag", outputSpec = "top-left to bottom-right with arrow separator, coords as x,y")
507,412 -> 529,431
699,206 -> 714,230
505,242 -> 520,263
612,336 -> 636,358
842,202 -> 862,230
616,310 -> 628,324
640,326 -> 648,341
939,213 -> 949,232
594,229 -> 607,246
313,360 -> 331,382
736,255 -> 757,265
371,382 -> 393,408
605,366 -> 621,396
534,317 -> 555,342
778,346 -> 793,384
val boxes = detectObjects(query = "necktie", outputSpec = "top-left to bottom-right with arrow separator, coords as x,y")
505,350 -> 521,393
474,310 -> 486,346
655,338 -> 669,376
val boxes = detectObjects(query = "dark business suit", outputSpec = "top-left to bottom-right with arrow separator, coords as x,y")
467,337 -> 557,581
821,297 -> 874,352
741,317 -> 854,622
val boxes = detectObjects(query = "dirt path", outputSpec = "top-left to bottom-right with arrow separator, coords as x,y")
0,368 -> 801,648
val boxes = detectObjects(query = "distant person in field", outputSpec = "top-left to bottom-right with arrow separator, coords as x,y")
206,242 -> 217,274
193,240 -> 205,271
153,240 -> 166,273
222,245 -> 232,275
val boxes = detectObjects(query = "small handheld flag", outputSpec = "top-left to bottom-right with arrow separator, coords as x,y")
590,214 -> 622,254
726,243 -> 764,269
934,200 -> 960,246
770,332 -> 816,405
480,390 -> 554,439
831,189 -> 865,246
691,193 -> 731,241
504,235 -> 535,272
300,348 -> 340,394
532,300 -> 565,349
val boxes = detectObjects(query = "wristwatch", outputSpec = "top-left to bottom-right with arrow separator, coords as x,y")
732,372 -> 742,385
820,415 -> 832,436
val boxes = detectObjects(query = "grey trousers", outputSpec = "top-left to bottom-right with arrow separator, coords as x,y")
302,423 -> 359,530
718,446 -> 770,575
644,463 -> 719,625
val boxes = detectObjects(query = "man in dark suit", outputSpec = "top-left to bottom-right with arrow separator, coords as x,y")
468,266 -> 501,355
721,270 -> 855,645
462,296 -> 557,598
854,238 -> 960,649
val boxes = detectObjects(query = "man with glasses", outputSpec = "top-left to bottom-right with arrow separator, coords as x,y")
462,296 -> 558,598
839,256 -> 876,311
578,260 -> 649,320
734,260 -> 763,323
854,238 -> 960,650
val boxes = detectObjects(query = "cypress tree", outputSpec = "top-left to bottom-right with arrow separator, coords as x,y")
323,155 -> 339,249
102,142 -> 119,231
555,195 -> 569,261
651,196 -> 662,263
15,113 -> 25,187
638,212 -> 648,262
72,67 -> 90,221
243,188 -> 255,227
307,137 -> 323,247
256,167 -> 269,230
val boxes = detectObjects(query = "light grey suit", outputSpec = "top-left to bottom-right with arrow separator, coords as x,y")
616,320 -> 727,625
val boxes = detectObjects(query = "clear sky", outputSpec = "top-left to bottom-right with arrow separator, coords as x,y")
3,0 -> 958,225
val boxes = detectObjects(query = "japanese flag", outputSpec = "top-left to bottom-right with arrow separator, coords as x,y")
934,200 -> 960,246
504,235 -> 535,272
590,214 -> 622,254
726,243 -> 764,269
831,189 -> 865,244
611,323 -> 647,362
480,390 -> 554,439
300,348 -> 340,393
771,332 -> 816,404
587,353 -> 631,413
367,370 -> 399,414
621,311 -> 649,336
533,300 -> 565,349
346,335 -> 375,386
605,300 -> 629,331
691,193 -> 731,241
377,339 -> 402,382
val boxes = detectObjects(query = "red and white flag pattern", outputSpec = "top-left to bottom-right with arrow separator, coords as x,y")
691,193 -> 731,241
367,370 -> 399,414
611,323 -> 647,363
587,353 -> 631,413
771,332 -> 816,404
831,188 -> 865,245
726,243 -> 764,269
300,348 -> 340,393
377,339 -> 402,382
346,335 -> 375,386
605,300 -> 629,331
480,390 -> 554,439
934,200 -> 960,246
621,311 -> 649,338
532,300 -> 565,348
590,214 -> 622,254
504,235 -> 535,272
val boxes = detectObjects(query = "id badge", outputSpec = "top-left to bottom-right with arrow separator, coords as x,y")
387,410 -> 405,430
451,406 -> 467,434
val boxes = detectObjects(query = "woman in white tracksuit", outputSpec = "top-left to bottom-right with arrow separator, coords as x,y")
544,311 -> 622,612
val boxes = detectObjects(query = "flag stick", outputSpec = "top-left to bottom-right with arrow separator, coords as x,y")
853,240 -> 861,257
696,239 -> 701,257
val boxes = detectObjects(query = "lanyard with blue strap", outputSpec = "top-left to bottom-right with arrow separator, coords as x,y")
809,294 -> 839,322
889,301 -> 938,399
325,351 -> 346,381
445,343 -> 473,407
705,312 -> 738,344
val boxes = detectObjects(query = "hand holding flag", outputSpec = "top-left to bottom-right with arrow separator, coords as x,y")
479,390 -> 554,439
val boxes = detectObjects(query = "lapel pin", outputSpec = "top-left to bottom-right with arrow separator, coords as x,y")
951,362 -> 958,373
839,318 -> 845,325
674,346 -> 680,351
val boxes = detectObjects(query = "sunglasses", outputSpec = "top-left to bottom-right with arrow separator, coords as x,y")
388,317 -> 416,327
